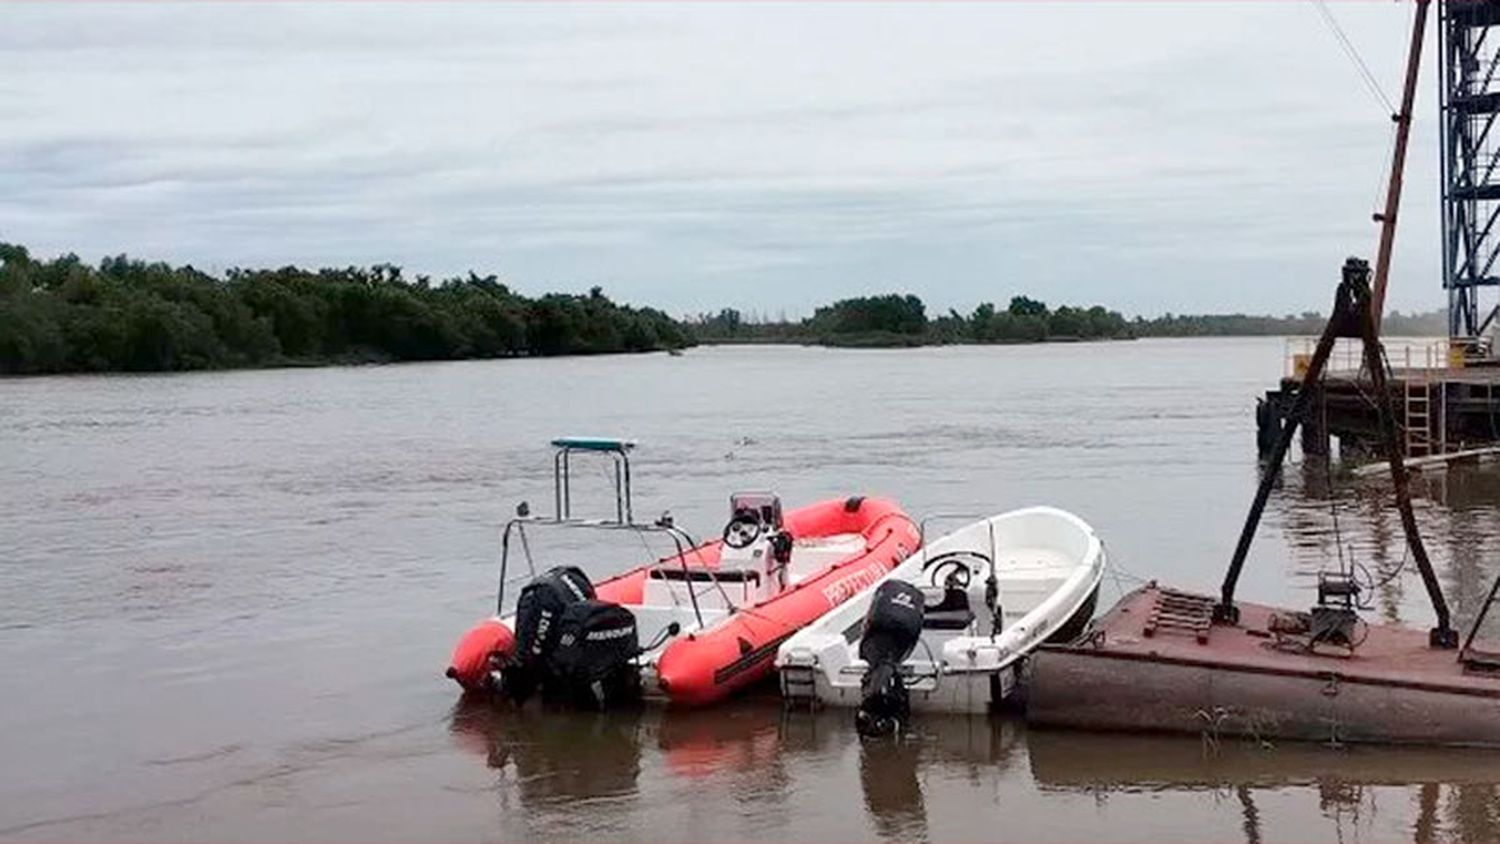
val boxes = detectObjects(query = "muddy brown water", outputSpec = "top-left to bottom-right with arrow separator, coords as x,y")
4,339 -> 1500,843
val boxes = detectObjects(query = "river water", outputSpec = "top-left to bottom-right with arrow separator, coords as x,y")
4,338 -> 1500,843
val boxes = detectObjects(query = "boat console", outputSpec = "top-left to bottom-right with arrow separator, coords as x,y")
641,492 -> 788,611
722,492 -> 784,546
721,491 -> 792,587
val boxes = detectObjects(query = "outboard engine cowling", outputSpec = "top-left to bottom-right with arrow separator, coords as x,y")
546,599 -> 642,708
855,580 -> 925,738
503,565 -> 595,702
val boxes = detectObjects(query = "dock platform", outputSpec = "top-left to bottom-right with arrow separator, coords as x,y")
1260,338 -> 1500,458
1027,583 -> 1500,747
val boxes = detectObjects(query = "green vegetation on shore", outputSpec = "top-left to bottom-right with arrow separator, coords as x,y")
1132,309 -> 1446,337
690,294 -> 1133,346
0,243 -> 689,374
0,242 -> 1450,375
691,299 -> 1448,345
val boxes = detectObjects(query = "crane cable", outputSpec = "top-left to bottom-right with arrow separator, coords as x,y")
1305,0 -> 1402,221
1308,0 -> 1398,116
1316,346 -> 1414,612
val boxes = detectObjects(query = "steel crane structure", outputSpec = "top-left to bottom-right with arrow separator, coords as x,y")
1441,0 -> 1500,337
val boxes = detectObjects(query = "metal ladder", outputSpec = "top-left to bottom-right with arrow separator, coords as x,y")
1404,371 -> 1433,458
779,665 -> 818,706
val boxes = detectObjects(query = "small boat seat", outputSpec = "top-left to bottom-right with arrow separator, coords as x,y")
642,566 -> 758,611
649,566 -> 761,584
921,586 -> 975,631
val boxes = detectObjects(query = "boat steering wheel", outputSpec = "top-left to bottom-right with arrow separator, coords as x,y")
722,513 -> 764,549
923,550 -> 990,589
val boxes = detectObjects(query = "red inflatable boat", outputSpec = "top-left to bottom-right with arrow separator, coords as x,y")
450,492 -> 919,707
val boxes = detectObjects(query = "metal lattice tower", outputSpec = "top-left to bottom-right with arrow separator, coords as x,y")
1440,0 -> 1500,337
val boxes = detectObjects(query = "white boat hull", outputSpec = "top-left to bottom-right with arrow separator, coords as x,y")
781,662 -> 1017,714
775,506 -> 1105,715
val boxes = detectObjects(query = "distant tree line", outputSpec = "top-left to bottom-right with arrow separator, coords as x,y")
689,297 -> 1450,346
689,294 -> 1133,346
0,243 -> 689,374
0,241 -> 1453,375
1131,309 -> 1446,337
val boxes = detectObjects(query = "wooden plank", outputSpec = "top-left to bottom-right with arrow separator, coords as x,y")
1353,445 -> 1500,477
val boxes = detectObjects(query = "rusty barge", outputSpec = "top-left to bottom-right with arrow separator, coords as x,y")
1027,584 -> 1500,747
1029,261 -> 1500,746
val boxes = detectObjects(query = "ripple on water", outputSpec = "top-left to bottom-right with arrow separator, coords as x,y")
4,341 -> 1500,842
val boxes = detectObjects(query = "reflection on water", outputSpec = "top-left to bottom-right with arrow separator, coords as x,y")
1027,729 -> 1500,844
1273,462 -> 1500,641
446,693 -> 1030,842
6,340 -> 1500,842
444,692 -> 1500,844
860,739 -> 926,840
449,698 -> 645,805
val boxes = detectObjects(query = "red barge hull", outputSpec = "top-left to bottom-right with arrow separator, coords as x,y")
1027,584 -> 1500,747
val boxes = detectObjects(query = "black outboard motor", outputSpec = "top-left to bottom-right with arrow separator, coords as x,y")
855,580 -> 925,738
503,566 -> 594,703
546,599 -> 643,708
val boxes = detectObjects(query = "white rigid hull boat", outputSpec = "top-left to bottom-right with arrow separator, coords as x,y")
775,506 -> 1105,715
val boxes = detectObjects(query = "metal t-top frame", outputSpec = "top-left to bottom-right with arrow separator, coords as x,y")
493,437 -> 738,630
552,436 -> 635,523
495,516 -> 714,622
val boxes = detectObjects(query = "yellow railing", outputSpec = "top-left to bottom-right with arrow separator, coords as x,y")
1283,337 -> 1468,381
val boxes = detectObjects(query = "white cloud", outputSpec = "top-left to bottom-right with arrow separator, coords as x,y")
0,1 -> 1443,317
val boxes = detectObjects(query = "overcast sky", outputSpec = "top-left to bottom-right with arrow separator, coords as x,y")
0,2 -> 1447,318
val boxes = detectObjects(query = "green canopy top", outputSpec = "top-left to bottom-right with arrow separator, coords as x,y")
550,436 -> 636,453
